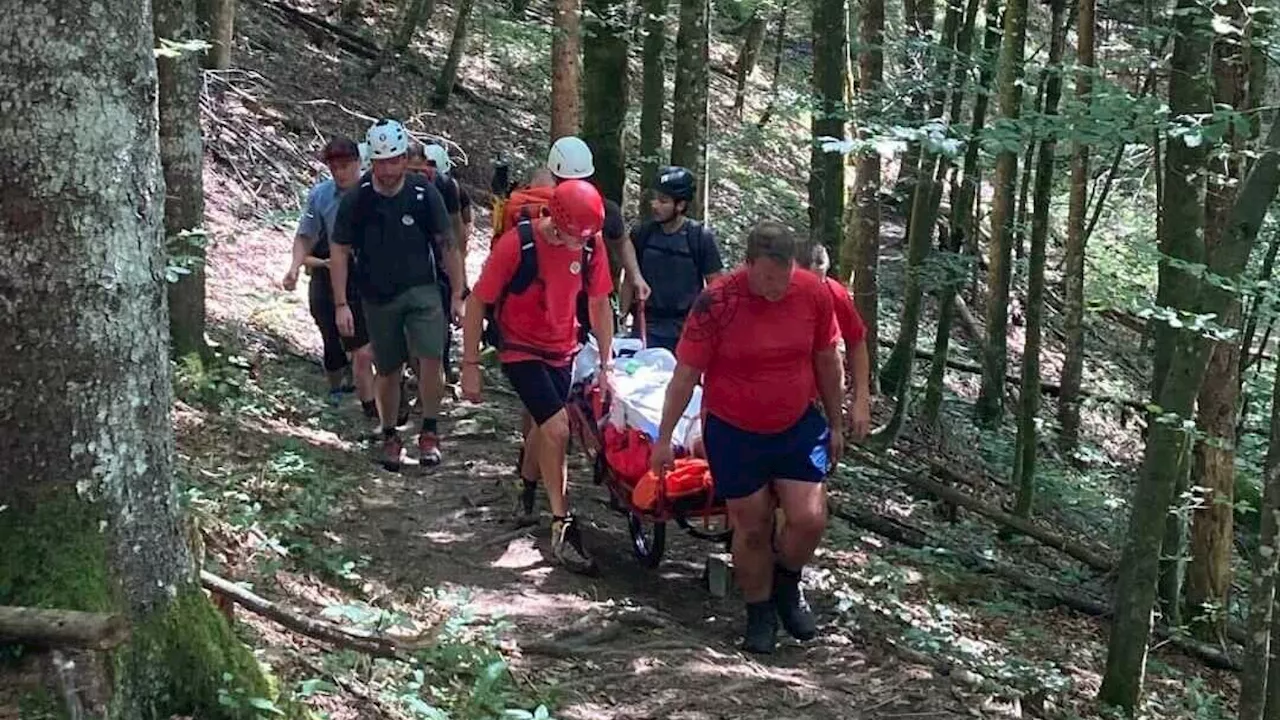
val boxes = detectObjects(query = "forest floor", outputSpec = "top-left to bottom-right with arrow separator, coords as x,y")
0,0 -> 1245,717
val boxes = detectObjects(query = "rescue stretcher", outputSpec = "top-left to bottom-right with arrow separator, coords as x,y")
564,322 -> 732,568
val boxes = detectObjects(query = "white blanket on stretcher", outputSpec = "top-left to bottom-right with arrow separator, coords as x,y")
572,338 -> 704,450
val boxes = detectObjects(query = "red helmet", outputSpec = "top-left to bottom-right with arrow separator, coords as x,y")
549,179 -> 605,240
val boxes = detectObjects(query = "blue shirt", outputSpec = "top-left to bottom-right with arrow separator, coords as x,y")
296,179 -> 345,258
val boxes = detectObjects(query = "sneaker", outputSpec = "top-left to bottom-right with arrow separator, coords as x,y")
551,516 -> 598,575
743,600 -> 779,655
418,432 -> 442,467
327,389 -> 344,407
361,400 -> 378,419
773,565 -> 817,641
513,479 -> 539,527
381,433 -> 404,472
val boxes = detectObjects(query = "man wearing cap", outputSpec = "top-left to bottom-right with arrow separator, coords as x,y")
330,119 -> 466,472
283,136 -> 376,413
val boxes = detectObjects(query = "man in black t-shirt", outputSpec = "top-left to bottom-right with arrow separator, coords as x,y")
625,166 -> 724,351
331,120 -> 465,472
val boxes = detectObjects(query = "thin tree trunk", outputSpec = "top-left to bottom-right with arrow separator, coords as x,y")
733,8 -> 769,117
974,0 -> 1029,427
670,0 -> 711,219
0,0 -> 275,713
158,0 -> 209,359
637,0 -> 668,215
846,0 -> 883,394
431,0 -> 477,108
198,0 -> 236,69
369,0 -> 433,78
1012,0 -> 1066,516
895,0 -> 936,201
1267,602 -> 1280,720
1057,0 -> 1095,453
582,0 -> 630,204
551,0 -> 583,139
1240,232 -> 1280,379
1011,76 -> 1044,268
339,0 -> 363,24
808,0 -> 849,260
756,2 -> 789,129
1185,0 -> 1247,641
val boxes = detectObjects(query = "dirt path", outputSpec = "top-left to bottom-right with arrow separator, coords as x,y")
323,386 -> 966,720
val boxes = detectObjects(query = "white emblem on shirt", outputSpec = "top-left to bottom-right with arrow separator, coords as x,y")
402,214 -> 415,226
569,261 -> 582,275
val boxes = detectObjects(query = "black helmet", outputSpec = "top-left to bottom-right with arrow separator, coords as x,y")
654,166 -> 696,202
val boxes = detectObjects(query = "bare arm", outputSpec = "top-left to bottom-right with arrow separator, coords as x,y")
462,293 -> 486,363
656,364 -> 702,445
450,211 -> 468,268
330,243 -> 351,305
815,346 -> 845,436
289,234 -> 311,273
849,340 -> 870,401
588,295 -> 614,366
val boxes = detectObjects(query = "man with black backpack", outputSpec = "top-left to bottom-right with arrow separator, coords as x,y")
330,119 -> 466,472
459,179 -> 614,575
624,166 -> 724,351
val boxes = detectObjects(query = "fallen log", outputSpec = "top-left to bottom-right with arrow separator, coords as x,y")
952,294 -> 988,350
200,570 -> 437,659
0,607 -> 130,650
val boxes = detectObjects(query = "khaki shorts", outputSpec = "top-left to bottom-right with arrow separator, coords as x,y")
363,283 -> 445,372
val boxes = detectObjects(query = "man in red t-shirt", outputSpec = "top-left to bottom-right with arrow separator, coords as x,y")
650,221 -> 845,655
460,180 -> 614,575
804,244 -> 872,439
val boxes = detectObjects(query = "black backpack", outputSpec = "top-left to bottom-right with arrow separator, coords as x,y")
482,214 -> 596,361
633,218 -> 708,319
346,173 -> 445,294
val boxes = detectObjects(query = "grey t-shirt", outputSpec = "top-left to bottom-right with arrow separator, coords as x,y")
630,218 -> 724,341
296,179 -> 344,258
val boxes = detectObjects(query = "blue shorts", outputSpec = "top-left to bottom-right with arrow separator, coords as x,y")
704,406 -> 831,501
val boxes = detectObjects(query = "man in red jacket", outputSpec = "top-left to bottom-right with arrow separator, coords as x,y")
651,222 -> 845,654
460,180 -> 614,575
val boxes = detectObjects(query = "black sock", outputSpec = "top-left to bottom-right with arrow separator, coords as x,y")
362,400 -> 378,418
382,427 -> 398,439
423,417 -> 439,434
775,564 -> 802,581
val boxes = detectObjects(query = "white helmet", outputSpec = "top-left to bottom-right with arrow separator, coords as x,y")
358,142 -> 371,173
366,119 -> 409,160
547,136 -> 594,179
424,144 -> 452,174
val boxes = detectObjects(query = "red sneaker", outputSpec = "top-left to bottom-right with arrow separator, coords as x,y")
381,433 -> 404,472
418,432 -> 442,467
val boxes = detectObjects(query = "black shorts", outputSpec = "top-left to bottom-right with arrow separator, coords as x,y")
502,360 -> 572,426
309,268 -> 369,369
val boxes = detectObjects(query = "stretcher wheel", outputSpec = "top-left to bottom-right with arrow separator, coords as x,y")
675,515 -> 733,545
628,513 -> 666,568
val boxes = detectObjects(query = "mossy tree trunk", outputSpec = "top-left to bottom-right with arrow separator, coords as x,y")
637,0 -> 669,214
551,0 -> 583,139
733,6 -> 770,117
1057,0 -> 1096,453
845,0 -> 884,394
582,0 -> 630,205
1185,0 -> 1248,641
0,2 -> 276,716
197,0 -> 236,69
431,0 -> 478,108
670,0 -> 711,219
921,0 -> 989,426
1098,116 -> 1280,720
808,0 -> 848,261
1012,0 -> 1066,517
158,0 -> 209,360
973,0 -> 1028,427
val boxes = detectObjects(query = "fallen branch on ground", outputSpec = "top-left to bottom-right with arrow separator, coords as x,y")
200,570 -> 438,659
0,607 -> 130,650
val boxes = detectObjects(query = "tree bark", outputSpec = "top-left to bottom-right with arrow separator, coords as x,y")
431,0 -> 478,108
369,0 -> 433,78
755,1 -> 789,129
0,1 -> 275,714
197,0 -> 236,69
582,0 -> 630,205
551,0 -> 583,139
1186,0 -> 1248,641
1012,0 -> 1066,517
1058,0 -> 1096,453
732,8 -> 769,116
670,0 -> 711,219
974,0 -> 1029,426
808,0 -> 849,261
1099,113 -> 1280,718
158,0 -> 209,359
894,0 -> 936,202
339,0 -> 363,24
637,0 -> 668,215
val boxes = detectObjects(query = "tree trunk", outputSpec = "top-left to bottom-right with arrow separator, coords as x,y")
1267,602 -> 1280,720
808,0 -> 849,260
1057,0 -> 1095,453
846,0 -> 883,394
894,0 -> 936,201
1098,113 -> 1280,718
1240,232 -> 1280,380
197,0 -> 236,69
973,0 -> 1029,427
551,0 -> 583,139
0,1 -> 275,715
637,0 -> 668,215
431,0 -> 477,108
756,1 -> 789,129
159,0 -> 209,360
733,8 -> 769,116
582,0 -> 630,205
1186,0 -> 1247,641
1240,319 -> 1280,720
1012,0 -> 1066,517
370,0 -> 433,77
670,0 -> 711,219
1010,76 -> 1043,269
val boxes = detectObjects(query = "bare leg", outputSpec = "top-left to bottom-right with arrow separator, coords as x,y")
725,488 -> 777,603
375,364 -> 405,431
417,356 -> 444,423
773,480 -> 828,571
535,410 -> 571,517
352,345 -> 376,404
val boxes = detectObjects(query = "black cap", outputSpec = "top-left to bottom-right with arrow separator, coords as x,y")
320,136 -> 360,162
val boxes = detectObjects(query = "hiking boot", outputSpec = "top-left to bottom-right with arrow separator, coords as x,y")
743,600 -> 779,655
362,400 -> 379,419
381,432 -> 404,472
551,516 -> 598,575
773,564 -> 817,641
418,432 -> 442,467
513,479 -> 539,527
